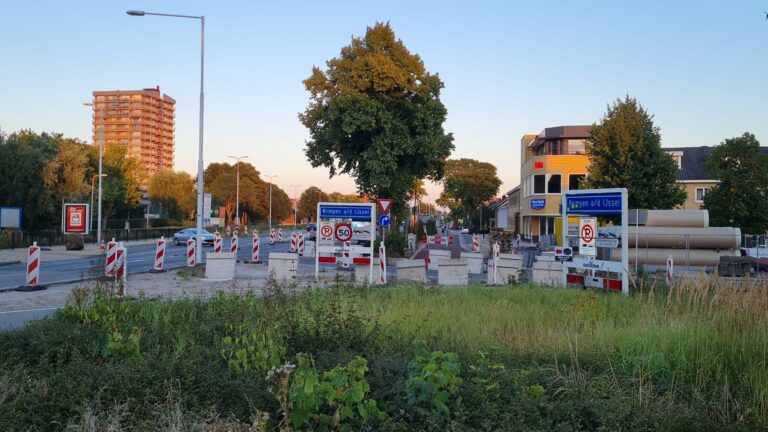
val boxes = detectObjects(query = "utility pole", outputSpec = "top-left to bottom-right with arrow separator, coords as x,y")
264,175 -> 278,231
228,155 -> 248,228
290,184 -> 301,228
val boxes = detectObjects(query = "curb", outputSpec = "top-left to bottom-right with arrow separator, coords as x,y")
0,261 -> 21,267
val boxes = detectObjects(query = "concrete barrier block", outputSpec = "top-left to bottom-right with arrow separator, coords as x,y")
460,252 -> 483,274
486,259 -> 522,285
354,258 -> 381,285
532,261 -> 562,287
304,240 -> 316,257
205,252 -> 236,281
438,258 -> 469,285
396,259 -> 428,283
268,252 -> 297,281
428,249 -> 451,271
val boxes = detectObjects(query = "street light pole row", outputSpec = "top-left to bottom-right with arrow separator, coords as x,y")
228,155 -> 248,227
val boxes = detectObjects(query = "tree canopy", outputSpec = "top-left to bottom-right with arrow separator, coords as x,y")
703,132 -> 768,233
437,158 -> 501,227
300,22 -> 454,214
585,96 -> 686,209
297,186 -> 330,222
147,170 -> 196,223
203,162 -> 291,223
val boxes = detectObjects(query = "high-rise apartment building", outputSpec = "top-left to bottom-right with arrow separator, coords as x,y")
91,87 -> 175,178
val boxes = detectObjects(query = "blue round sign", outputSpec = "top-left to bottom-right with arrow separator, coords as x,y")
378,214 -> 390,227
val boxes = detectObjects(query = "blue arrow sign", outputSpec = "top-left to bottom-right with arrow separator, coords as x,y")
378,214 -> 390,227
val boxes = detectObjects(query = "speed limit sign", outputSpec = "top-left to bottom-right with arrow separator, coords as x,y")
335,223 -> 353,242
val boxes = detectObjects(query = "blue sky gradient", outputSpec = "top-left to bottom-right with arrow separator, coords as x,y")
1,0 -> 766,198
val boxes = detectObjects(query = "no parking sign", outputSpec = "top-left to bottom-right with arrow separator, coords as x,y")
579,217 -> 596,257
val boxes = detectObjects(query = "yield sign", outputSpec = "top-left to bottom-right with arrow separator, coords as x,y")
377,198 -> 393,214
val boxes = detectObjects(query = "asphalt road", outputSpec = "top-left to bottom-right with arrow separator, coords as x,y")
0,231 -> 300,291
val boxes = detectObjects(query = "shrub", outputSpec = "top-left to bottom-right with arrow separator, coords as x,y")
384,231 -> 407,257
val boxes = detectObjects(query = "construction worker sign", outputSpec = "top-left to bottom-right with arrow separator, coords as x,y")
579,217 -> 596,257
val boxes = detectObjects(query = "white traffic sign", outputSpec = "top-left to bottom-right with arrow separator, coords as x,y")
579,217 -> 597,257
319,221 -> 334,242
595,238 -> 619,249
377,198 -> 393,214
335,223 -> 353,242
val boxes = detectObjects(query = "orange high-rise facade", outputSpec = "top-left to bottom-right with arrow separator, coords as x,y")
91,87 -> 175,178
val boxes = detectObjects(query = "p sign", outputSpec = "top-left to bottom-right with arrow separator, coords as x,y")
334,223 -> 353,243
579,217 -> 596,257
319,221 -> 334,243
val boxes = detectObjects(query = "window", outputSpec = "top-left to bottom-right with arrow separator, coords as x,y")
533,175 -> 546,194
569,174 -> 586,190
695,187 -> 710,202
567,139 -> 586,154
548,174 -> 561,193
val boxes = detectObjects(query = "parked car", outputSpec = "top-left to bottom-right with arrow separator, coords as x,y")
307,223 -> 317,239
172,228 -> 215,246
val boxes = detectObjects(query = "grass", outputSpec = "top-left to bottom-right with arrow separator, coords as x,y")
0,276 -> 767,431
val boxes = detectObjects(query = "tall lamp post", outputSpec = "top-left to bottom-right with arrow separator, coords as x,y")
228,155 -> 248,227
83,102 -> 105,244
90,174 -> 107,230
128,9 -> 205,263
290,184 -> 301,228
264,175 -> 278,231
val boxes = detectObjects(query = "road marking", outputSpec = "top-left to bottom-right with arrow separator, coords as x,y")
0,307 -> 60,314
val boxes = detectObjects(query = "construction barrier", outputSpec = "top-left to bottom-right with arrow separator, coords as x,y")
379,242 -> 386,284
269,228 -> 275,245
251,231 -> 260,263
290,232 -> 297,253
472,235 -> 480,253
492,242 -> 500,285
186,239 -> 196,267
422,235 -> 455,246
341,241 -> 351,269
115,245 -> 127,297
213,232 -> 222,253
105,239 -> 118,277
298,233 -> 305,256
24,242 -> 42,287
277,228 -> 283,242
230,235 -> 238,254
151,237 -> 166,272
226,225 -> 231,237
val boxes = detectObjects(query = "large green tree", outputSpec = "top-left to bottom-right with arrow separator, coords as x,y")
585,96 -> 686,209
437,158 -> 501,228
703,132 -> 768,233
98,146 -> 144,226
147,170 -> 196,223
300,22 -> 454,214
297,186 -> 330,222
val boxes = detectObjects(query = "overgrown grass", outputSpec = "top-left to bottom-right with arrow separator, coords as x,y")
0,276 -> 766,431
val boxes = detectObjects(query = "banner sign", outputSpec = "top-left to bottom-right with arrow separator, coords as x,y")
64,203 -> 90,234
565,193 -> 622,215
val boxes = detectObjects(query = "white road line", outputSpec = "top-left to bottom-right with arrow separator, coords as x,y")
0,307 -> 60,314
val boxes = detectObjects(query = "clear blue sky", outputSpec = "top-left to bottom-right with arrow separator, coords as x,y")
1,0 -> 766,200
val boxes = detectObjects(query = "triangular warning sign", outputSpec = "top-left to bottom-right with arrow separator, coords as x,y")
377,198 -> 393,214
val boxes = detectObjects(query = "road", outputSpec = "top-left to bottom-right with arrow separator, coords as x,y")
0,231 -> 300,291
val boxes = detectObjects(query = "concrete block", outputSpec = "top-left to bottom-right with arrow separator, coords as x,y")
487,259 -> 522,285
438,258 -> 469,285
460,252 -> 483,274
268,252 -> 297,281
532,260 -> 563,287
428,249 -> 451,271
205,252 -> 236,281
396,259 -> 428,283
354,258 -> 381,285
304,241 -> 316,257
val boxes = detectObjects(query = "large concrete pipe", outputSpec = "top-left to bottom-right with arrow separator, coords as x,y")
609,248 -> 730,267
627,226 -> 740,250
645,210 -> 709,228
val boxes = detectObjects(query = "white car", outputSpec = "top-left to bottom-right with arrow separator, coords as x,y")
461,228 -> 469,234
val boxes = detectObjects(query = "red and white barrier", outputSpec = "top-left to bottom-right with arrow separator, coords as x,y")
251,231 -> 260,263
277,228 -> 284,242
230,235 -> 238,254
298,233 -> 305,256
491,242 -> 500,285
25,242 -> 41,287
115,245 -> 127,297
152,237 -> 166,272
379,242 -> 386,284
341,241 -> 351,269
422,235 -> 454,246
269,228 -> 275,245
226,225 -> 231,237
290,232 -> 297,253
243,225 -> 249,236
105,239 -> 118,277
186,239 -> 196,267
213,232 -> 222,253
472,235 -> 480,253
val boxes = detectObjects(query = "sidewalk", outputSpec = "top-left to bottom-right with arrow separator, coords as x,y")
0,238 -> 159,265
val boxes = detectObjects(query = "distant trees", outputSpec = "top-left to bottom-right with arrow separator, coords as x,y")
437,158 -> 501,228
297,186 -> 329,222
585,96 -> 686,209
300,22 -> 454,214
147,170 -> 196,223
703,132 -> 768,233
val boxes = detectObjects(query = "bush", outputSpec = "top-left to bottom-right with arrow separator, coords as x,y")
384,231 -> 407,257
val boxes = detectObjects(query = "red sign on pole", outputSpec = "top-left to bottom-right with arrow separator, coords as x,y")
377,198 -> 393,214
335,223 -> 353,242
64,204 -> 89,234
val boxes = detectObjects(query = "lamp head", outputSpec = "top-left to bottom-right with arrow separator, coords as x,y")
126,10 -> 145,16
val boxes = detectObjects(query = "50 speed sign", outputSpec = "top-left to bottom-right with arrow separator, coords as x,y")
334,223 -> 353,242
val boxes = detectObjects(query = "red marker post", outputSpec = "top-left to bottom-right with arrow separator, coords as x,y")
18,242 -> 46,291
150,237 -> 166,273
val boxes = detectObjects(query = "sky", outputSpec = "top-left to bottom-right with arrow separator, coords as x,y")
1,0 -> 767,202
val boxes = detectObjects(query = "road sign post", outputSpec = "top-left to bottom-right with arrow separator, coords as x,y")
315,202 -> 376,282
578,218 -> 596,257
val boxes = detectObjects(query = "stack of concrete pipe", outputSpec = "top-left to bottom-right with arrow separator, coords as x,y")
610,210 -> 740,267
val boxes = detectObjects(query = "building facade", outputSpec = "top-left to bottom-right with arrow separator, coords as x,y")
519,126 -> 591,239
91,87 -> 175,179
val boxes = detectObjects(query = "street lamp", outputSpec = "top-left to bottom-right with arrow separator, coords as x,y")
83,102 -> 105,244
90,174 -> 108,230
264,175 -> 278,231
227,155 -> 248,228
290,184 -> 301,228
128,9 -> 205,263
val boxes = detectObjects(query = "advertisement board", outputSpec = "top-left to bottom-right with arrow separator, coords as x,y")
63,203 -> 90,234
